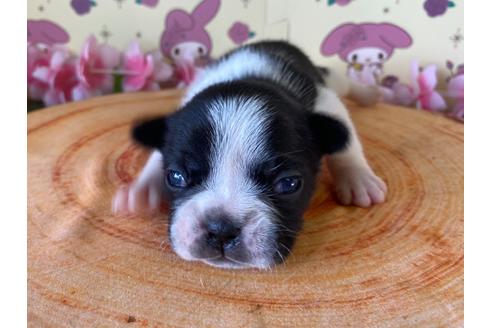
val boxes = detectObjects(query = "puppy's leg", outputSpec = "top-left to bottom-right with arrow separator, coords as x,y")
112,150 -> 164,214
315,87 -> 387,207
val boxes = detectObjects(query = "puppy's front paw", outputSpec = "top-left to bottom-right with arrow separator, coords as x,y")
332,166 -> 387,208
112,180 -> 162,215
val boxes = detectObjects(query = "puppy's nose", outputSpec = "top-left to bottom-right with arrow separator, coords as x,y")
206,219 -> 240,251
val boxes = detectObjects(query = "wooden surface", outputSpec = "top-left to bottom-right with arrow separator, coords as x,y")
28,90 -> 464,327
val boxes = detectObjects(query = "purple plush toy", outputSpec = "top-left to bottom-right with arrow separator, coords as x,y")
160,0 -> 220,85
321,22 -> 412,82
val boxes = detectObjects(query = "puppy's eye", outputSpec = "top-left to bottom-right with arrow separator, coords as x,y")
167,170 -> 187,188
173,47 -> 180,56
274,176 -> 303,195
378,52 -> 384,60
351,54 -> 358,62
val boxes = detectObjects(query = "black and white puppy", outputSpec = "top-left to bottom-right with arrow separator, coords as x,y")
113,41 -> 387,269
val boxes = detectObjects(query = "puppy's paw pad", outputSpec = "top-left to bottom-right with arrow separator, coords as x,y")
333,167 -> 387,208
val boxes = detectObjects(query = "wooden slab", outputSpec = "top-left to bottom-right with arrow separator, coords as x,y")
28,90 -> 463,327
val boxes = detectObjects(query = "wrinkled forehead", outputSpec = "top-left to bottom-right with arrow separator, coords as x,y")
167,97 -> 276,214
164,97 -> 270,178
207,97 -> 272,168
167,95 -> 305,169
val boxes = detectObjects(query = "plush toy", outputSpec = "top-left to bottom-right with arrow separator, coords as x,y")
446,72 -> 464,121
380,61 -> 447,112
320,22 -> 413,106
159,0 -> 220,86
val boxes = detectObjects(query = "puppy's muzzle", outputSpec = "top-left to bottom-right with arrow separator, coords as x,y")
205,218 -> 241,253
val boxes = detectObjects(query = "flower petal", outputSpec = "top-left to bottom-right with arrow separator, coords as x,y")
447,74 -> 464,98
43,89 -> 62,106
423,91 -> 447,111
153,61 -> 173,81
32,67 -> 51,83
99,44 -> 121,68
50,49 -> 70,70
419,65 -> 438,91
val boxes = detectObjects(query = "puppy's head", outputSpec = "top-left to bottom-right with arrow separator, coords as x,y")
133,82 -> 348,269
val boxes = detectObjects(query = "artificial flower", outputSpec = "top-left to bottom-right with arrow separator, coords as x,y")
447,74 -> 464,121
27,44 -> 52,100
77,35 -> 120,93
122,42 -> 173,92
410,61 -> 447,111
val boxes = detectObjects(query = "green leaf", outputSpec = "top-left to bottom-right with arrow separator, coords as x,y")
328,0 -> 336,5
448,1 -> 456,7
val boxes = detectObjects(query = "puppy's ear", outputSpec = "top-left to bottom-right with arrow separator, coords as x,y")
132,116 -> 167,149
308,113 -> 350,155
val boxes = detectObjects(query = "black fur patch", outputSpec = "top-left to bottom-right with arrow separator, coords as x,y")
219,40 -> 324,110
161,100 -> 214,203
132,117 -> 167,149
308,112 -> 350,155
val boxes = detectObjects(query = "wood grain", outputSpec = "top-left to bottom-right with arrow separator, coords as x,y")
28,89 -> 463,328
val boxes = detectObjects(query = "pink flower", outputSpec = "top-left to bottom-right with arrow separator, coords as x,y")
43,58 -> 82,105
29,44 -> 100,105
122,42 -> 173,92
77,35 -> 120,93
29,46 -> 79,105
147,50 -> 174,88
447,74 -> 464,121
228,22 -> 254,45
410,61 -> 447,112
28,45 -> 52,100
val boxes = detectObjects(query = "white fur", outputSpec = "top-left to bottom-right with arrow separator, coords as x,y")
184,49 -> 276,103
112,150 -> 163,214
314,86 -> 387,207
183,48 -> 309,105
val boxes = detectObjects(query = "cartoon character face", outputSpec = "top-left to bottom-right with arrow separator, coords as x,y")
320,23 -> 412,64
346,47 -> 388,65
169,41 -> 208,63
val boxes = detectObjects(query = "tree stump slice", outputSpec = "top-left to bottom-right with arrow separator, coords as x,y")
28,90 -> 463,327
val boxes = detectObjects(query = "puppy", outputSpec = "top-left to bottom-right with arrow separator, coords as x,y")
113,41 -> 387,269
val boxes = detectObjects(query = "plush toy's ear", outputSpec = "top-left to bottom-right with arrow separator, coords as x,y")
132,116 -> 167,149
378,23 -> 413,48
308,113 -> 350,155
320,23 -> 356,56
192,0 -> 220,26
165,10 -> 193,30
